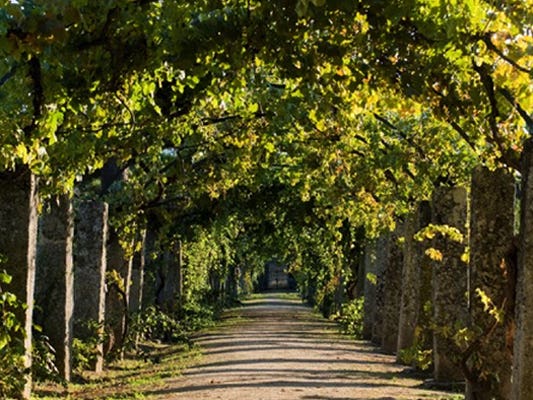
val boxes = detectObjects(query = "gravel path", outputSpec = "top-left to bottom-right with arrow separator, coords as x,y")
152,293 -> 460,400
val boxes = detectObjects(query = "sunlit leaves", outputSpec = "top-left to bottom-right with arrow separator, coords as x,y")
0,0 -> 531,318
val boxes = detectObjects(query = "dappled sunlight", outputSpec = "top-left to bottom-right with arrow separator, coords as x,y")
147,293 -> 459,400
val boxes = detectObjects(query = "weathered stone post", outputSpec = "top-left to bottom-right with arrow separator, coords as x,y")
381,224 -> 404,354
141,222 -> 159,308
466,166 -> 514,399
129,230 -> 146,314
397,213 -> 418,357
156,242 -> 183,314
106,228 -> 133,355
226,263 -> 240,302
371,234 -> 390,345
73,200 -> 108,372
362,240 -> 377,340
397,202 -> 432,360
0,168 -> 38,399
431,186 -> 469,382
35,195 -> 74,381
513,138 -> 533,400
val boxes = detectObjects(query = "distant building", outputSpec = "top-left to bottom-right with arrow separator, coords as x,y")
265,261 -> 289,290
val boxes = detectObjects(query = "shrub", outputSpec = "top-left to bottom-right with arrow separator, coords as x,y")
398,341 -> 433,370
71,320 -> 106,372
182,302 -> 216,332
0,270 -> 27,398
332,297 -> 365,338
32,329 -> 61,383
129,306 -> 187,344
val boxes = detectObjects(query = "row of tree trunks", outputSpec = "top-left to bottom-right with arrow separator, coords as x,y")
0,173 -> 152,399
362,164 -> 522,400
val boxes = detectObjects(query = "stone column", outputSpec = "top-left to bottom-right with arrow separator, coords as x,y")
362,241 -> 377,340
141,224 -> 159,308
513,139 -> 533,400
397,211 -> 417,358
106,228 -> 133,355
73,200 -> 108,373
35,195 -> 74,381
431,186 -> 469,382
466,166 -> 514,399
381,224 -> 404,354
156,244 -> 182,314
371,234 -> 390,345
397,201 -> 432,360
0,168 -> 38,399
129,230 -> 146,314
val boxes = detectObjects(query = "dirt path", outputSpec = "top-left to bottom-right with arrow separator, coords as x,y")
151,293 -> 460,400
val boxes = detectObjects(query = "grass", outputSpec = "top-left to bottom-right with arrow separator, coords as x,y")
32,342 -> 202,400
243,291 -> 302,301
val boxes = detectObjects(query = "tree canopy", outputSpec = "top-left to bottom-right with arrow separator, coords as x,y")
0,0 -> 532,306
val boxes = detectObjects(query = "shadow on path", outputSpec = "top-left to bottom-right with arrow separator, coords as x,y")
149,292 -> 460,400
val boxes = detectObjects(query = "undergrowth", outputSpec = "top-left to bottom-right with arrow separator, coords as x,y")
332,297 -> 365,338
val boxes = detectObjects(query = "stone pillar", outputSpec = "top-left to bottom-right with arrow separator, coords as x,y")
106,228 -> 133,355
397,201 -> 432,360
0,168 -> 38,399
513,139 -> 533,400
397,211 -> 417,357
466,166 -> 514,399
156,243 -> 182,314
73,200 -> 108,373
371,234 -> 390,345
431,186 -> 469,382
381,224 -> 404,354
129,230 -> 146,314
362,241 -> 377,339
141,224 -> 159,308
35,195 -> 74,381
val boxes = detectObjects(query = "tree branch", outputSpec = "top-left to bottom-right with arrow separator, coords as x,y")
373,112 -> 426,158
472,61 -> 520,170
201,111 -> 267,126
498,87 -> 533,134
447,119 -> 478,153
481,33 -> 532,74
0,63 -> 19,88
140,194 -> 189,210
472,61 -> 500,138
23,56 -> 44,137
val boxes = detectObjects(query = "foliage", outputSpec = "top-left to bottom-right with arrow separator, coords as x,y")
71,320 -> 105,373
476,288 -> 505,323
129,306 -> 187,345
398,337 -> 433,371
31,330 -> 62,384
414,224 -> 465,243
0,0 -> 531,395
181,301 -> 217,332
0,270 -> 27,398
332,297 -> 365,338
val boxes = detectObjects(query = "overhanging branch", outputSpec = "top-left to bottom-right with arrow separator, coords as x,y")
499,87 -> 533,134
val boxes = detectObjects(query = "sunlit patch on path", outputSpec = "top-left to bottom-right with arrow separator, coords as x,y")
147,293 -> 458,400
